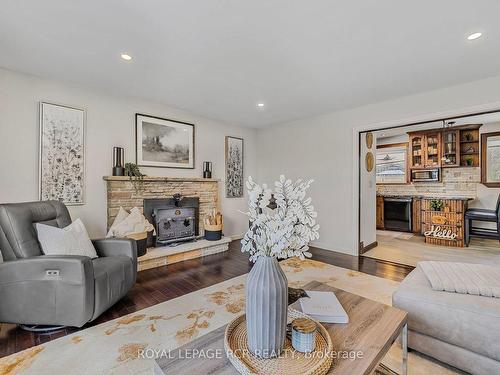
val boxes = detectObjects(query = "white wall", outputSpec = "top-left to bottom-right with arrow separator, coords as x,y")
359,133 -> 377,248
257,74 -> 500,255
0,68 -> 257,238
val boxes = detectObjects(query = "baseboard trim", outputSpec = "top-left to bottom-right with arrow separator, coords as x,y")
229,233 -> 244,241
359,241 -> 378,254
310,240 -> 356,256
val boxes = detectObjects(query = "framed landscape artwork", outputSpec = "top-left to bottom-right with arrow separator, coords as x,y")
39,102 -> 85,205
136,114 -> 195,169
225,136 -> 244,198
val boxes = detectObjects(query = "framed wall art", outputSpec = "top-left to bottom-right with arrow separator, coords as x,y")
39,102 -> 85,205
225,136 -> 244,198
136,114 -> 195,169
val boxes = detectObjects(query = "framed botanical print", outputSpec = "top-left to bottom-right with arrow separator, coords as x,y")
225,136 -> 244,198
39,102 -> 85,205
136,114 -> 195,169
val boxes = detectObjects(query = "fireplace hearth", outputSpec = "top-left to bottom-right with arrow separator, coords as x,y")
144,196 -> 200,247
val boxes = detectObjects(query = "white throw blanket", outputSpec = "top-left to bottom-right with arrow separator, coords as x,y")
420,261 -> 500,298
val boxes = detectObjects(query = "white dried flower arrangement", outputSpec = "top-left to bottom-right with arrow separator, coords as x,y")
241,175 -> 320,262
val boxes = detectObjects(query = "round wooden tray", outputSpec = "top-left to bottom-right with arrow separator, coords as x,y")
224,308 -> 333,375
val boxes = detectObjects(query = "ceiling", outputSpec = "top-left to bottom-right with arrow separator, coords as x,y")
1,1 -> 500,128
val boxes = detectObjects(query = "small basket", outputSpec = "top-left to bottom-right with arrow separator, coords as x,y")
125,231 -> 151,257
204,224 -> 222,241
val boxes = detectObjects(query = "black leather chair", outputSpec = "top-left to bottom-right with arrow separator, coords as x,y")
464,194 -> 500,246
0,201 -> 137,329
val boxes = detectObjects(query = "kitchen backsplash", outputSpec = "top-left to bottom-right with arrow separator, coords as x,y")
376,167 -> 480,198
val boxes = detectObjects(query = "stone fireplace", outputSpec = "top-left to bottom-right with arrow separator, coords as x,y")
103,176 -> 230,270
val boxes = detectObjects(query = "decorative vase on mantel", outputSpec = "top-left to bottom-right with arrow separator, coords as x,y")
241,175 -> 320,359
246,256 -> 288,358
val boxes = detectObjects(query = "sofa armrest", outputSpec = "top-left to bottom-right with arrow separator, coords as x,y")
0,255 -> 93,285
0,256 -> 94,326
92,238 -> 137,260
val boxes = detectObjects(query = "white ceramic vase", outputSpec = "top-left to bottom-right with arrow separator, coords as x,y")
246,256 -> 288,358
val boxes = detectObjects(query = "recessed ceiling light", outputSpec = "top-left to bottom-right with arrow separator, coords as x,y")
256,103 -> 265,108
467,32 -> 482,41
120,53 -> 133,61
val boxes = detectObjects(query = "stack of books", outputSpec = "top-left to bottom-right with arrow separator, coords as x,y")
299,291 -> 349,323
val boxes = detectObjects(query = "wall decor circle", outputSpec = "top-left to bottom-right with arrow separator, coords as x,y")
365,152 -> 374,172
365,132 -> 373,149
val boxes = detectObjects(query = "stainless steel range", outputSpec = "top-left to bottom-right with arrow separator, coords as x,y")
144,195 -> 200,246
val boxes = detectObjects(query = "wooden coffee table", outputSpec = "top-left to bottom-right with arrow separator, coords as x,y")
155,281 -> 408,375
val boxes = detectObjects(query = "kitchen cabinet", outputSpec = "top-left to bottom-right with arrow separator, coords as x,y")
441,126 -> 481,167
376,196 -> 384,229
421,198 -> 470,247
441,129 -> 460,167
424,131 -> 442,167
408,125 -> 481,169
412,197 -> 421,233
409,134 -> 424,168
409,131 -> 441,169
459,128 -> 480,167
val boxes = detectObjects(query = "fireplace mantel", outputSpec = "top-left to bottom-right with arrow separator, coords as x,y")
103,176 -> 219,182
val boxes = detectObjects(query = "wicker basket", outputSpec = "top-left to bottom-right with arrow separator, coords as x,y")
224,308 -> 333,375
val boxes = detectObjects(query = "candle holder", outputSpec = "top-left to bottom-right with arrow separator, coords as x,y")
112,147 -> 125,176
203,161 -> 212,178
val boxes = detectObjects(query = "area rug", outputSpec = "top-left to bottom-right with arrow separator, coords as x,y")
0,258 -> 460,375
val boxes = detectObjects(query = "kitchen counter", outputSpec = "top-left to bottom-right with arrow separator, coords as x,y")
376,194 -> 471,247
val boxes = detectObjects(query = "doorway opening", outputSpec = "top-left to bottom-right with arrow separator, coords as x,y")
358,110 -> 500,267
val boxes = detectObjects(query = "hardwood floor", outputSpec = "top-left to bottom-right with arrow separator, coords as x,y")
0,241 -> 413,359
365,231 -> 500,267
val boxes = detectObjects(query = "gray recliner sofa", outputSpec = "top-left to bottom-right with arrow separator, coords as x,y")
0,201 -> 137,327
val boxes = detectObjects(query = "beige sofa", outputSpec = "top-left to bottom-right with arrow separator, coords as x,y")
393,264 -> 500,375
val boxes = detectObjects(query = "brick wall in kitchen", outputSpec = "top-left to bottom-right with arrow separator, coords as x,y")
376,167 -> 480,198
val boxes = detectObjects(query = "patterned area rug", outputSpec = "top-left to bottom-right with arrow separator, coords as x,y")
0,258 -> 459,375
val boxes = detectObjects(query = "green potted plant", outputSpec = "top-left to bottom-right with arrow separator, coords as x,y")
124,162 -> 145,192
430,199 -> 444,211
465,155 -> 474,166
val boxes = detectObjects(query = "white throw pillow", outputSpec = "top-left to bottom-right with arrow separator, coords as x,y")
36,219 -> 98,258
111,207 -> 155,237
106,206 -> 130,237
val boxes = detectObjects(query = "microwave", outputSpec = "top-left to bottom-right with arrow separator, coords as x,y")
411,168 -> 440,183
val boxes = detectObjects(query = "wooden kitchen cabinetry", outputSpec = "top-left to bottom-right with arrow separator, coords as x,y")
459,127 -> 481,167
376,196 -> 384,230
408,125 -> 481,169
441,126 -> 481,167
412,197 -> 422,234
408,131 -> 441,169
421,198 -> 469,247
441,128 -> 460,167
